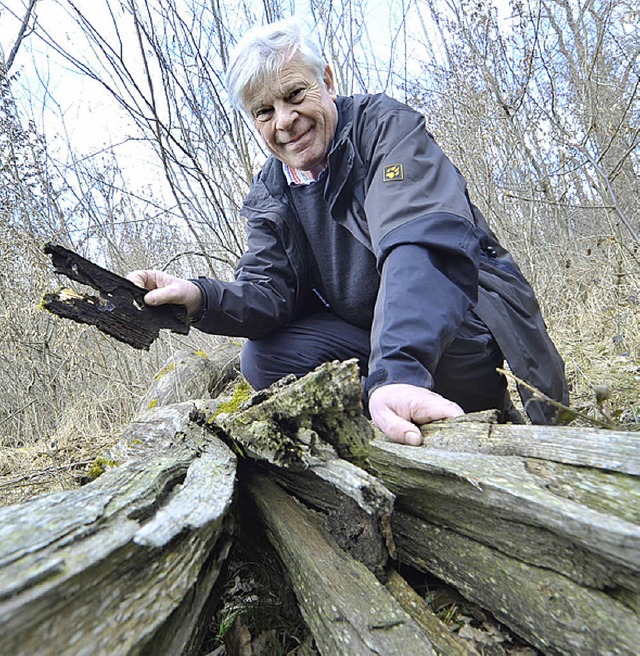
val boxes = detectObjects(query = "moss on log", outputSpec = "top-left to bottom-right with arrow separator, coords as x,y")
209,359 -> 373,468
136,344 -> 241,414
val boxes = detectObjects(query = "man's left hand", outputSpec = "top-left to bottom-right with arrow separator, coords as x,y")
368,383 -> 464,446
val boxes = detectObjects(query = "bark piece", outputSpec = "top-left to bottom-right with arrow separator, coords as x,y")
42,242 -> 189,349
247,474 -> 435,655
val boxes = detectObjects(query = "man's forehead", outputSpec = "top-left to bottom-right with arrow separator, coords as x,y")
247,58 -> 318,104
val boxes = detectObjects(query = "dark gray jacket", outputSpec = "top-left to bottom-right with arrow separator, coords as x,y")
194,93 -> 568,423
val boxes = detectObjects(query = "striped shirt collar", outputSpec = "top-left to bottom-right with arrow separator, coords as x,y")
281,162 -> 326,186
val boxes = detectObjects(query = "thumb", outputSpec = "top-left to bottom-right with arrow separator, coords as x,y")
375,406 -> 423,446
142,286 -> 174,306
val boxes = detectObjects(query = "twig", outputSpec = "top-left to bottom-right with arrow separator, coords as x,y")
497,368 -> 615,429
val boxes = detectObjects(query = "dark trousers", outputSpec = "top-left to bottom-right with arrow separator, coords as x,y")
240,310 -> 510,415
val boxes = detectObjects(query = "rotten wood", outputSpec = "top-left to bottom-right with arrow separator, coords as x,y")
42,242 -> 190,349
208,358 -> 373,468
273,457 -> 395,580
0,435 -> 236,656
247,474 -> 434,655
394,511 -> 639,656
203,359 -> 394,578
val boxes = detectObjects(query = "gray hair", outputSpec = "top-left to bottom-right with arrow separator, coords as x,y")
225,17 -> 328,111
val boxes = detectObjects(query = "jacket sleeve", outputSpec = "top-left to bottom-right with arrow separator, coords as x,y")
359,98 -> 481,395
191,215 -> 299,339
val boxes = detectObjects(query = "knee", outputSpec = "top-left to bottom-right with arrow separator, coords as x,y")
240,340 -> 275,390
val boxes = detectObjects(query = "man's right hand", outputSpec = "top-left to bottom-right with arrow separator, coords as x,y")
127,270 -> 203,318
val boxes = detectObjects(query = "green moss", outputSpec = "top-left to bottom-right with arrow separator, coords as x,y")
213,379 -> 253,418
193,349 -> 209,358
148,399 -> 158,409
153,362 -> 176,380
129,438 -> 143,446
87,457 -> 119,480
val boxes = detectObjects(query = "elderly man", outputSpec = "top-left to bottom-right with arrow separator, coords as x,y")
129,18 -> 568,445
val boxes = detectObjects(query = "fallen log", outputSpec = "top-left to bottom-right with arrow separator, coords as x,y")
247,474 -> 440,655
367,423 -> 640,655
3,354 -> 638,655
0,434 -> 236,656
0,348 -> 240,656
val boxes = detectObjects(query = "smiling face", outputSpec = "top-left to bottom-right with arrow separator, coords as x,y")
246,56 -> 338,179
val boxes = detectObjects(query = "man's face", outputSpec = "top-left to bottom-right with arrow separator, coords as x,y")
246,56 -> 338,178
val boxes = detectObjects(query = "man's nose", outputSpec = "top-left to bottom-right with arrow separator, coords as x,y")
274,104 -> 297,131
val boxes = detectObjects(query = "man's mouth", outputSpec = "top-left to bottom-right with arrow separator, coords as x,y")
285,129 -> 311,146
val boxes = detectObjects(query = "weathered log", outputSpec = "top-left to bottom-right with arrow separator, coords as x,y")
394,511 -> 639,656
247,474 -> 435,655
136,344 -> 241,414
42,242 -> 190,349
418,414 -> 640,475
273,457 -> 395,580
110,346 -> 241,463
367,432 -> 640,654
205,360 -> 394,578
0,433 -> 236,656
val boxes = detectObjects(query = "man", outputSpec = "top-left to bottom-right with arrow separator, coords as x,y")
128,18 -> 568,445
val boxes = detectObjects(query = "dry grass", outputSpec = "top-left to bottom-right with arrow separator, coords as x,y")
540,241 -> 639,427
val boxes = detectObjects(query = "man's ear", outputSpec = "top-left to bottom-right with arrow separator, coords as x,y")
323,65 -> 337,99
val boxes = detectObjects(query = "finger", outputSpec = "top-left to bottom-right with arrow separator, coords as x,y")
410,396 -> 464,425
126,270 -> 149,289
374,405 -> 423,446
143,286 -> 176,306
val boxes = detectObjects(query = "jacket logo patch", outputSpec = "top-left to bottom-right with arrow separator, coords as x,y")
383,164 -> 404,182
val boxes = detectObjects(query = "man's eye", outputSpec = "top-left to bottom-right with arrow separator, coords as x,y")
289,88 -> 305,102
254,108 -> 273,121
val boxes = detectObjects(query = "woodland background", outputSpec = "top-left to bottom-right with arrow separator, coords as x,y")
0,0 -> 638,501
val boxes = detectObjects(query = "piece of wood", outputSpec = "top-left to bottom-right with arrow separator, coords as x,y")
206,359 -> 394,577
247,474 -> 435,655
418,417 -> 640,475
208,359 -> 373,469
394,511 -> 640,656
384,569 -> 480,656
273,456 -> 395,579
368,439 -> 640,594
0,435 -> 236,656
42,242 -> 189,349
